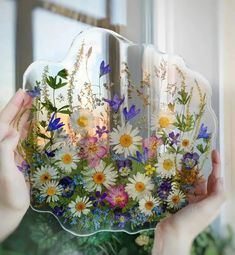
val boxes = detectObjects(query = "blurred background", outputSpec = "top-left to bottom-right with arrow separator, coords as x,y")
0,0 -> 234,254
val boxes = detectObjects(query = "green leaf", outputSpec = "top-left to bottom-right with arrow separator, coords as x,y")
37,133 -> 51,140
58,110 -> 72,115
39,121 -> 47,128
57,68 -> 68,79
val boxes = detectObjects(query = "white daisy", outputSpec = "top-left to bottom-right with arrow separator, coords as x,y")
83,160 -> 118,192
151,110 -> 175,131
55,146 -> 79,173
70,109 -> 94,134
156,154 -> 176,178
167,189 -> 186,209
139,195 -> 160,216
109,123 -> 142,158
68,196 -> 92,217
32,165 -> 58,187
39,180 -> 63,203
125,173 -> 154,200
180,135 -> 192,151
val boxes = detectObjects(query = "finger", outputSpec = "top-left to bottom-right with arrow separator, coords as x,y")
207,150 -> 221,194
211,150 -> 220,178
0,123 -> 10,141
0,89 -> 30,125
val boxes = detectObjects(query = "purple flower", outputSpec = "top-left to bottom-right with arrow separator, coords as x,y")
47,113 -> 65,131
17,160 -> 30,174
114,212 -> 130,229
157,181 -> 172,199
59,176 -> 75,198
53,206 -> 65,217
99,60 -> 111,77
96,125 -> 109,138
45,149 -> 55,157
103,95 -> 125,113
123,105 -> 140,121
27,86 -> 41,98
169,131 -> 180,145
197,123 -> 210,139
116,159 -> 132,177
116,159 -> 132,169
129,148 -> 148,164
182,152 -> 199,170
90,191 -> 107,207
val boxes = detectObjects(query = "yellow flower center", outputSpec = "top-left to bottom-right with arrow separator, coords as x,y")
77,116 -> 88,127
182,139 -> 190,147
135,182 -> 145,192
115,195 -> 123,204
62,153 -> 73,164
88,144 -> 98,153
163,159 -> 174,171
171,195 -> 180,205
150,140 -> 158,151
119,134 -> 133,148
40,173 -> 51,183
159,116 -> 170,128
75,202 -> 86,212
145,201 -> 154,210
47,187 -> 56,196
93,172 -> 106,184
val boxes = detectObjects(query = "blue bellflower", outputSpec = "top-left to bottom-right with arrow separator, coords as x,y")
197,123 -> 210,139
99,60 -> 111,77
47,113 -> 65,131
103,94 -> 125,113
123,105 -> 141,121
27,86 -> 41,98
129,148 -> 148,164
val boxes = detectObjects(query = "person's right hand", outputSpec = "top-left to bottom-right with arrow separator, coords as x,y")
0,89 -> 32,242
152,150 -> 226,255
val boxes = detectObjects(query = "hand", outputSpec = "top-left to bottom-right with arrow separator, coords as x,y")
152,150 -> 226,255
0,89 -> 32,242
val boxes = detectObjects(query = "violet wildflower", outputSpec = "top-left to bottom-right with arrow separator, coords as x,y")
197,123 -> 210,139
59,176 -> 76,198
157,180 -> 172,199
169,131 -> 180,145
27,85 -> 41,98
99,60 -> 111,77
116,159 -> 132,177
103,94 -> 125,113
90,191 -> 107,207
123,105 -> 140,121
47,113 -> 65,131
53,206 -> 65,217
129,148 -> 148,164
182,152 -> 199,170
96,125 -> 109,138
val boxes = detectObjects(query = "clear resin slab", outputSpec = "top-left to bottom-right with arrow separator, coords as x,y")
18,28 -> 217,236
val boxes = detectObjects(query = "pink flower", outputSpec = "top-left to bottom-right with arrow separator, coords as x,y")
143,136 -> 163,159
79,136 -> 108,167
106,185 -> 129,208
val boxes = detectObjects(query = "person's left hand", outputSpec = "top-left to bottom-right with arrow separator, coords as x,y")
0,89 -> 32,242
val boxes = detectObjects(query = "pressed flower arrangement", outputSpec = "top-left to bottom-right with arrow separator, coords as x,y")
17,28 -> 217,236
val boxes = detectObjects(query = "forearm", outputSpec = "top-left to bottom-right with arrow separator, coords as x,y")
152,224 -> 193,255
0,209 -> 24,242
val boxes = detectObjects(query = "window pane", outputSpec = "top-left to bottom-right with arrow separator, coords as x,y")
33,8 -> 91,61
0,0 -> 16,107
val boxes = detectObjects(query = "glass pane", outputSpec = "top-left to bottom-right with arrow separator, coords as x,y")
48,0 -> 106,19
33,8 -> 91,61
0,0 -> 16,108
